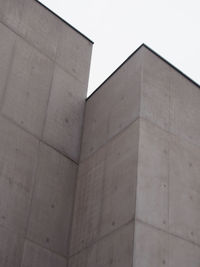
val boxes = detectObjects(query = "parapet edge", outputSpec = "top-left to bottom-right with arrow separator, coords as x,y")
87,43 -> 200,100
35,0 -> 94,44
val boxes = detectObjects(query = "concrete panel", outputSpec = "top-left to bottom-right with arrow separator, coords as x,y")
21,240 -> 66,267
170,71 -> 200,147
100,120 -> 139,237
0,0 -> 24,32
18,0 -> 60,59
136,119 -> 169,231
2,37 -> 54,138
71,120 -> 139,255
141,47 -> 170,131
0,116 -> 38,235
43,66 -> 85,162
70,146 -> 106,255
56,22 -> 92,85
169,235 -> 200,267
0,23 -> 16,106
133,221 -> 168,267
81,50 -> 142,160
169,135 -> 200,245
69,222 -> 134,267
0,226 -> 24,267
27,143 -> 77,256
81,85 -> 112,161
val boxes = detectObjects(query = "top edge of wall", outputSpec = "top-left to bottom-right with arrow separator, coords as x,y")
87,43 -> 200,100
35,0 -> 94,44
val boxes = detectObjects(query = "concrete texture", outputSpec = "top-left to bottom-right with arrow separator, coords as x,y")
0,226 -> 24,266
21,240 -> 67,267
81,49 -> 142,160
99,120 -> 139,237
70,120 -> 139,255
169,234 -> 200,267
169,134 -> 200,245
133,221 -> 168,267
27,143 -> 77,256
0,23 -> 16,105
0,116 -> 38,235
140,47 -> 171,131
0,0 -> 92,266
69,222 -> 134,267
133,220 -> 200,267
56,22 -> 93,86
70,145 -> 106,254
43,65 -> 85,162
136,119 -> 169,231
0,0 -> 199,265
0,0 -> 25,32
18,0 -> 60,60
71,44 -> 200,267
2,37 -> 54,138
170,70 -> 200,147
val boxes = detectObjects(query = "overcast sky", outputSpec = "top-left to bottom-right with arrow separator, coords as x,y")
40,0 -> 200,96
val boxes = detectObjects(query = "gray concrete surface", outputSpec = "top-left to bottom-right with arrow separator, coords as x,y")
136,119 -> 169,231
70,120 -> 139,255
56,22 -> 93,86
0,116 -> 38,235
0,0 -> 92,266
170,70 -> 200,147
169,134 -> 200,245
70,44 -> 200,267
43,65 -> 85,162
0,0 -> 199,266
21,240 -> 67,267
0,226 -> 24,266
169,234 -> 200,267
18,0 -> 60,60
2,37 -> 54,138
70,145 -> 106,254
133,220 -> 200,267
0,23 -> 16,105
0,0 -> 25,32
69,222 -> 134,267
27,143 -> 77,256
133,221 -> 168,267
140,47 -> 171,131
80,49 -> 142,161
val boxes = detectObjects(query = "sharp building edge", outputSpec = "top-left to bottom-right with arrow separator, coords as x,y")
0,1 -> 199,266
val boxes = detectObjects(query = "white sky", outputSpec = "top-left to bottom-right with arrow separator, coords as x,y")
40,0 -> 200,96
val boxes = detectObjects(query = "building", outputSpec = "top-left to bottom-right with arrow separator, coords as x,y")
0,1 -> 200,266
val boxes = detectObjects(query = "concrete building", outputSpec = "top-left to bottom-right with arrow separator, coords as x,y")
0,1 -> 200,267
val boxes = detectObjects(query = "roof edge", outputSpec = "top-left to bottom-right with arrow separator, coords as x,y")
87,43 -> 144,100
143,43 -> 200,89
35,0 -> 94,44
87,43 -> 199,100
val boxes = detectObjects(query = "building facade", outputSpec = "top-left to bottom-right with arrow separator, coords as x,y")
0,1 -> 200,266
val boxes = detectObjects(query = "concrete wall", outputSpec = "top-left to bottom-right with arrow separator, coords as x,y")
134,47 -> 200,267
69,49 -> 142,266
0,0 -> 92,266
1,1 -> 200,266
69,46 -> 200,266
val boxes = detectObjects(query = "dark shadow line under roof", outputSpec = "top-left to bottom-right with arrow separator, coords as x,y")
87,43 -> 200,100
35,0 -> 94,44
